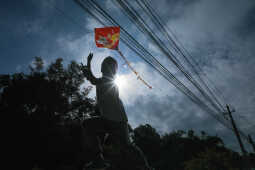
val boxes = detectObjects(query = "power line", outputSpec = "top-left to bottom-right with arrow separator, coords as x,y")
117,0 -> 252,143
113,0 -> 223,115
74,0 -> 251,143
143,0 -> 227,104
136,0 -> 225,111
74,0 -> 234,130
42,0 -> 225,114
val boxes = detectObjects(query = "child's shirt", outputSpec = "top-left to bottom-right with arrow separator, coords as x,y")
96,77 -> 128,122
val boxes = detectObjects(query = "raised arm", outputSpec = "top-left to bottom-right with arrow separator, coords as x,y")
81,53 -> 98,85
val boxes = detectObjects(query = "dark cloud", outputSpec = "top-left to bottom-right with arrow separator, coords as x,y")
236,6 -> 255,38
152,0 -> 200,20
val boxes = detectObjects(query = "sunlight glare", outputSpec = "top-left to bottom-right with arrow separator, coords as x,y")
114,75 -> 126,90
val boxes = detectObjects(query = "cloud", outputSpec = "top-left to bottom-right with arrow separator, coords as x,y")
18,0 -> 57,34
124,56 -> 255,150
85,17 -> 102,31
116,61 -> 178,105
106,0 -> 255,152
15,65 -> 23,72
165,0 -> 255,46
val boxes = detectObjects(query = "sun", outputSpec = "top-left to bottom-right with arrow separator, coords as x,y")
114,75 -> 126,90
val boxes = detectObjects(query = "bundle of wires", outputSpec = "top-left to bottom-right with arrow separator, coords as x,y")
73,0 -> 249,142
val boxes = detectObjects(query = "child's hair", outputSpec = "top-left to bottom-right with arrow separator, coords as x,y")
101,56 -> 118,77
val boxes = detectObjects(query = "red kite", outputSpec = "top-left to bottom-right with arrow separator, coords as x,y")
94,26 -> 152,89
95,26 -> 120,50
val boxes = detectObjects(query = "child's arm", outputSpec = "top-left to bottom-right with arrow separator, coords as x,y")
81,53 -> 98,85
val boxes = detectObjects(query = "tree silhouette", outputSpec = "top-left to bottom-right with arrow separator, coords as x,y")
1,57 -> 94,170
184,148 -> 241,170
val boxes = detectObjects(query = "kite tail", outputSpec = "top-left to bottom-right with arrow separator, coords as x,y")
117,49 -> 152,89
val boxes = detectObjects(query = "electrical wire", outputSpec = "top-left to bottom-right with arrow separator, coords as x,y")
112,0 -> 224,115
136,0 -> 225,111
75,0 -> 234,131
72,0 -> 249,142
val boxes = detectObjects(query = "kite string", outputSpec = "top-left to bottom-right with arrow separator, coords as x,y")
117,49 -> 152,89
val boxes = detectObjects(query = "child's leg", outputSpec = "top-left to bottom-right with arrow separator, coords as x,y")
103,120 -> 130,146
83,118 -> 111,169
118,122 -> 130,146
83,118 -> 105,159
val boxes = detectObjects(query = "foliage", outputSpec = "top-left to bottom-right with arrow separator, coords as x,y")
1,57 -> 94,121
184,148 -> 240,170
1,57 -> 94,169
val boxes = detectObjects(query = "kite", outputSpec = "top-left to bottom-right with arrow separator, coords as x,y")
95,26 -> 152,89
95,26 -> 120,50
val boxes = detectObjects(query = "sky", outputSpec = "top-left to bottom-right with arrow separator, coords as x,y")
1,0 -> 255,153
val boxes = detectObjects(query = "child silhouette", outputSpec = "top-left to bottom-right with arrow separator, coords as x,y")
82,53 -> 129,169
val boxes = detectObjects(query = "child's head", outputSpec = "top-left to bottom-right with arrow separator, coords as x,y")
101,56 -> 118,78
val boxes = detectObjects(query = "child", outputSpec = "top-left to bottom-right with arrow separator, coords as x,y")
82,53 -> 130,169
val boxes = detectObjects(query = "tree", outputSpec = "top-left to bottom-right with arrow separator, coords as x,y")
184,148 -> 241,170
1,57 -> 94,170
133,124 -> 161,166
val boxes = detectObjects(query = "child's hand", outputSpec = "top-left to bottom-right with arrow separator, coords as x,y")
88,53 -> 93,62
80,63 -> 89,76
81,53 -> 93,78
